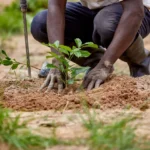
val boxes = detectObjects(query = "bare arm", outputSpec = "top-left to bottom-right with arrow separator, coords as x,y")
98,0 -> 144,66
40,0 -> 67,93
47,0 -> 67,54
83,0 -> 144,90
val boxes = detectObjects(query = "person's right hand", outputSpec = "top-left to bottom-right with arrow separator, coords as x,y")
39,59 -> 64,93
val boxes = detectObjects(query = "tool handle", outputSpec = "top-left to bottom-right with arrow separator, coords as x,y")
20,0 -> 27,12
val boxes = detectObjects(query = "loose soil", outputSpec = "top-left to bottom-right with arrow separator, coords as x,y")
2,75 -> 150,111
1,0 -> 150,147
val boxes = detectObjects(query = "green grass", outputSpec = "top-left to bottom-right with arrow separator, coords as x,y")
0,0 -> 79,38
0,0 -> 48,38
0,106 -> 150,150
0,107 -> 65,150
0,10 -> 23,37
82,111 -> 150,150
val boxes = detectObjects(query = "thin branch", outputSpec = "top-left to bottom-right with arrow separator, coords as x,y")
17,62 -> 40,70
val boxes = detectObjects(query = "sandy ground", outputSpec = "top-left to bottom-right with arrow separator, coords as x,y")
0,34 -> 150,149
0,0 -> 150,149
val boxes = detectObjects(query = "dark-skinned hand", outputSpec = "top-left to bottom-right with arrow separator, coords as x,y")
40,59 -> 64,93
82,61 -> 114,91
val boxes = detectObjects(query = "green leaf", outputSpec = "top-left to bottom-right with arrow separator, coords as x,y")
47,51 -> 57,57
72,46 -> 77,50
2,60 -> 13,66
47,52 -> 61,61
59,64 -> 65,73
59,45 -> 72,52
0,58 -> 2,65
74,51 -> 82,58
6,57 -> 11,60
71,48 -> 81,58
48,43 -> 57,49
62,59 -> 69,68
67,79 -> 74,85
48,41 -> 60,50
75,38 -> 82,48
80,50 -> 91,57
46,55 -> 54,59
59,48 -> 69,55
54,41 -> 60,48
82,42 -> 98,49
1,50 -> 8,57
71,67 -> 90,77
47,64 -> 57,69
11,63 -> 19,70
84,42 -> 94,45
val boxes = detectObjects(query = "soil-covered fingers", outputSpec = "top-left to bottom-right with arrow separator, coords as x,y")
45,74 -> 64,93
83,77 -> 91,89
39,74 -> 51,91
46,74 -> 56,92
87,80 -> 95,91
86,79 -> 103,91
95,79 -> 103,88
57,75 -> 64,94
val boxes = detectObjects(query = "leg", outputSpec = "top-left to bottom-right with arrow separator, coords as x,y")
93,3 -> 150,77
31,2 -> 96,45
31,10 -> 48,43
31,2 -> 105,69
93,3 -> 150,48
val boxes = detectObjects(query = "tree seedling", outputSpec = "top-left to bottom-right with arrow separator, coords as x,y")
46,38 -> 98,87
0,50 -> 21,70
0,38 -> 98,88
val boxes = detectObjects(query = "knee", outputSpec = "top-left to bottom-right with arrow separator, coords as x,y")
31,10 -> 48,43
93,5 -> 122,47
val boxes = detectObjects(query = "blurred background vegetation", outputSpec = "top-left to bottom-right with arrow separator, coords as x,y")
0,0 -> 78,38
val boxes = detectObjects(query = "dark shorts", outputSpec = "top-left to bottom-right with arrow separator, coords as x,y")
31,2 -> 150,48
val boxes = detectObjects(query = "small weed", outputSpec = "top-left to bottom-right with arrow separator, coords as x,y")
0,107 -> 66,150
81,111 -> 150,150
0,106 -> 149,150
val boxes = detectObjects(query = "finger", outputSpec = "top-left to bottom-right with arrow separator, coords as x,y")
87,80 -> 95,91
57,75 -> 64,94
39,74 -> 51,91
46,75 -> 56,92
95,79 -> 103,89
58,84 -> 64,94
83,77 -> 91,89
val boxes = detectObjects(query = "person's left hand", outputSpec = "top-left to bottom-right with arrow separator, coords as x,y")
82,61 -> 114,91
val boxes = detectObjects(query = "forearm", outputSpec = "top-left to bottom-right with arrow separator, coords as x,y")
98,0 -> 144,67
47,0 -> 66,54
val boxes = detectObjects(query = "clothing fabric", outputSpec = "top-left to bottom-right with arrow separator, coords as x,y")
31,2 -> 150,67
31,2 -> 150,47
80,0 -> 150,9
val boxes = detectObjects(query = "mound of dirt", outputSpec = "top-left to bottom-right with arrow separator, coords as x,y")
1,75 -> 150,111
